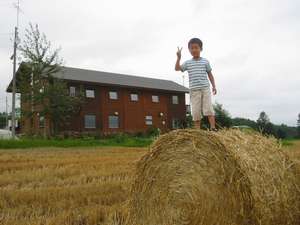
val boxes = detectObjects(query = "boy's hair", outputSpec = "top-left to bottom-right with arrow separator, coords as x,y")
188,38 -> 203,49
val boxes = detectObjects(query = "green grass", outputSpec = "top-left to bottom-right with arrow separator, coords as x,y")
281,138 -> 300,147
0,136 -> 153,149
282,139 -> 294,147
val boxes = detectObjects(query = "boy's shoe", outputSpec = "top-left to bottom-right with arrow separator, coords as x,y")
209,128 -> 218,132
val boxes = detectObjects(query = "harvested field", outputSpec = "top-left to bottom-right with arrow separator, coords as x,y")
0,147 -> 147,225
0,133 -> 299,225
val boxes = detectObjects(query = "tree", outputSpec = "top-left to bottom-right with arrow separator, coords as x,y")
231,117 -> 258,130
264,122 -> 276,136
257,111 -> 276,136
276,128 -> 287,139
213,102 -> 232,128
202,102 -> 232,129
257,111 -> 269,132
185,114 -> 194,128
18,24 -> 84,136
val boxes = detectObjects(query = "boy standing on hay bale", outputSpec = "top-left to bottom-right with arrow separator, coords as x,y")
175,38 -> 217,131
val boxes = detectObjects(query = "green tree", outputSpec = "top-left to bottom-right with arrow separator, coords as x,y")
264,122 -> 276,136
276,128 -> 287,139
181,113 -> 193,129
213,102 -> 232,128
257,111 -> 269,132
18,24 -> 84,136
201,102 -> 232,129
257,111 -> 276,136
231,117 -> 258,130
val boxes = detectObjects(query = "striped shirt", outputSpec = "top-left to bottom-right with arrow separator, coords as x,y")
181,57 -> 212,90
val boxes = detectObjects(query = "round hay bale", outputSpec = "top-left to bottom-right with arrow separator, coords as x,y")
127,129 -> 300,225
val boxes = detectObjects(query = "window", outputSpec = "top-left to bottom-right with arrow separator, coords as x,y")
86,89 -> 95,98
172,95 -> 179,104
145,116 -> 153,125
172,118 -> 181,129
130,93 -> 138,101
186,105 -> 191,114
84,115 -> 96,128
109,91 -> 118,100
152,95 -> 159,103
38,113 -> 45,128
70,86 -> 76,97
109,115 -> 119,128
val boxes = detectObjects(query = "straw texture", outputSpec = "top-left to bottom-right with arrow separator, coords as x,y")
127,129 -> 300,225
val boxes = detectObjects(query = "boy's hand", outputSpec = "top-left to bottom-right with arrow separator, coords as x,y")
212,87 -> 217,95
176,47 -> 182,59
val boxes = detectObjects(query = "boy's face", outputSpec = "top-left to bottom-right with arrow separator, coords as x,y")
189,43 -> 201,57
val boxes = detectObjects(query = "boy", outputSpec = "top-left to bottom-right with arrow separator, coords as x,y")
175,38 -> 217,131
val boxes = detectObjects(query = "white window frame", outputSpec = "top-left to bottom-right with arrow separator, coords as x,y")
84,115 -> 96,128
130,93 -> 139,101
152,95 -> 159,103
172,95 -> 179,104
145,115 -> 153,125
109,91 -> 118,100
108,115 -> 119,128
86,89 -> 95,98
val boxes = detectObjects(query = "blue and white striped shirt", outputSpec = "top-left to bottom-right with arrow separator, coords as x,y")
181,57 -> 212,90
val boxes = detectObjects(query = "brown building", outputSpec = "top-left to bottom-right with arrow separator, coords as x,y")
7,64 -> 189,135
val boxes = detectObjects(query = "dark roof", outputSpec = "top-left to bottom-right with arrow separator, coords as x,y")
7,64 -> 189,93
55,66 -> 189,93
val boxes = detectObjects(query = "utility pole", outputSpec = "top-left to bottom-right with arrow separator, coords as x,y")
11,0 -> 20,139
11,26 -> 18,138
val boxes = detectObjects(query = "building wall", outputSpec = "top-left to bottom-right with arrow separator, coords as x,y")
66,82 -> 187,134
20,81 -> 187,135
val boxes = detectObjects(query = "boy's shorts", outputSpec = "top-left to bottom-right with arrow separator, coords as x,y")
190,87 -> 215,121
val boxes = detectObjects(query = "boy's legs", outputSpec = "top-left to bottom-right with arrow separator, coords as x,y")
194,120 -> 201,129
190,89 -> 202,129
202,88 -> 216,129
208,115 -> 216,129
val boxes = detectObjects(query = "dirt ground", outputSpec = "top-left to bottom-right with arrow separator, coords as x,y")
0,141 -> 299,225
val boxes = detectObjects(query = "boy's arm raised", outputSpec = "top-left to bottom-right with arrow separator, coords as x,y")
175,47 -> 183,71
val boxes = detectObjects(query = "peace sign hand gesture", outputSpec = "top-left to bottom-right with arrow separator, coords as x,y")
176,47 -> 183,59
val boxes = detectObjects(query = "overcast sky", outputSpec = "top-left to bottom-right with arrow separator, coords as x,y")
0,0 -> 299,126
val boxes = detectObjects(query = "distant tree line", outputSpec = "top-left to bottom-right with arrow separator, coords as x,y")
200,103 -> 299,139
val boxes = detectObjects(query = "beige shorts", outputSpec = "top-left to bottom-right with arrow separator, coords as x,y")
190,88 -> 215,121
